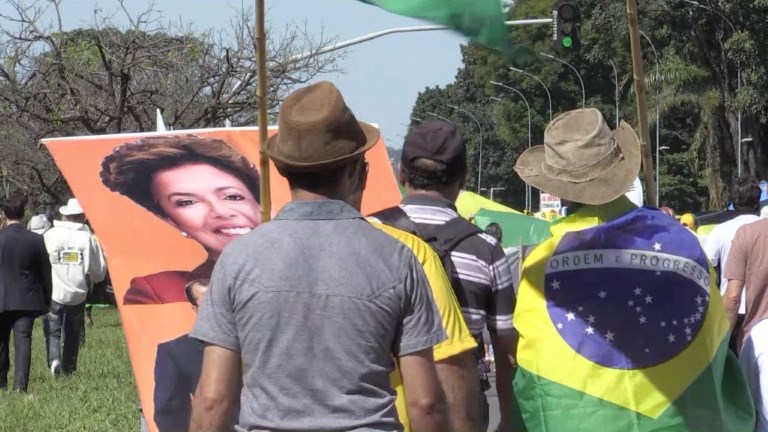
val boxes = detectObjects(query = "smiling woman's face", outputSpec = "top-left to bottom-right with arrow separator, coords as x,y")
151,163 -> 261,256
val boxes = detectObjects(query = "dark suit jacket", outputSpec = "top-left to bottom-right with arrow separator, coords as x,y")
153,335 -> 203,432
0,223 -> 52,315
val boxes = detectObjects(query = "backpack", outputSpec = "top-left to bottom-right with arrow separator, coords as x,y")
373,206 -> 490,385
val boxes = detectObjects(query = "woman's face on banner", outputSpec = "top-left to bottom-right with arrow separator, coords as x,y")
151,163 -> 261,255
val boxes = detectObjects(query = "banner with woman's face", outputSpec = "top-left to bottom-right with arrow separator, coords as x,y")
42,127 -> 400,432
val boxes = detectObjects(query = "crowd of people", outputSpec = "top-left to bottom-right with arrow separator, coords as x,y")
2,79 -> 768,432
0,196 -> 106,392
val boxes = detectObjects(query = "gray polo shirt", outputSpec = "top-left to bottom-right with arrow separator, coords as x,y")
191,200 -> 446,432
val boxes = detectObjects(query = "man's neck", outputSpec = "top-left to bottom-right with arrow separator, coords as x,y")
290,189 -> 348,204
403,188 -> 453,202
5,219 -> 20,225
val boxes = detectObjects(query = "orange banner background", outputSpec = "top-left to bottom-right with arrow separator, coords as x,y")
43,127 -> 400,431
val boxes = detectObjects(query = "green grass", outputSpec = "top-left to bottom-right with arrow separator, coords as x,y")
0,307 -> 138,432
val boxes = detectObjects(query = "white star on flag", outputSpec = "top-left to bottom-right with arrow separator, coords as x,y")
695,296 -> 703,304
684,318 -> 689,325
672,320 -> 678,326
585,326 -> 595,335
639,315 -> 647,324
653,242 -> 662,251
551,280 -> 561,290
587,315 -> 596,324
557,323 -> 564,329
698,306 -> 704,313
628,300 -> 634,307
598,291 -> 607,299
687,335 -> 692,341
695,312 -> 702,320
668,334 -> 676,343
634,287 -> 642,296
661,321 -> 667,327
605,331 -> 615,341
566,312 -> 576,321
645,295 -> 653,304
685,327 -> 692,335
577,306 -> 584,312
635,306 -> 642,313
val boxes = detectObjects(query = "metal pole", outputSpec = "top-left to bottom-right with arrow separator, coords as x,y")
609,59 -> 619,126
256,0 -> 271,223
447,105 -> 484,194
540,52 -> 585,108
639,31 -> 660,206
289,19 -> 553,64
490,83 -> 532,211
627,0 -> 658,207
510,67 -> 553,121
425,111 -> 453,123
738,68 -> 742,176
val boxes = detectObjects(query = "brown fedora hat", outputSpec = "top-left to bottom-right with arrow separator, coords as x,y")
267,81 -> 380,172
514,108 -> 641,206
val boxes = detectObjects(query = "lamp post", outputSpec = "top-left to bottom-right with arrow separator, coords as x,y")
658,145 -> 670,204
425,111 -> 453,123
447,105 -> 484,194
490,82 -> 532,211
639,31 -> 661,207
540,52 -> 585,108
509,66 -> 553,121
608,59 -> 619,126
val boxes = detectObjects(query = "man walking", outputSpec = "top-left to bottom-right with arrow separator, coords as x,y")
512,108 -> 753,431
374,120 -> 517,432
190,81 -> 448,432
704,175 -> 762,351
0,195 -> 52,392
43,198 -> 106,376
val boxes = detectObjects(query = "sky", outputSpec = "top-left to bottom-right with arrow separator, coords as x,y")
40,0 -> 468,148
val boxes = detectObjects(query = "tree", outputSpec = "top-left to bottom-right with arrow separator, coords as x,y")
411,0 -> 768,211
0,0 -> 342,207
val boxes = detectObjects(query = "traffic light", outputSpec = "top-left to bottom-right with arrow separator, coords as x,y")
552,0 -> 580,51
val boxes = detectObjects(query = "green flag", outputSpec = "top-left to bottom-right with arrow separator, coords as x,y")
359,0 -> 509,52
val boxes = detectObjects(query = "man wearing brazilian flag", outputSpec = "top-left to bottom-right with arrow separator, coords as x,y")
511,108 -> 755,431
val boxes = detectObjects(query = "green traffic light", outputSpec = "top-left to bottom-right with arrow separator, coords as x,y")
562,36 -> 573,48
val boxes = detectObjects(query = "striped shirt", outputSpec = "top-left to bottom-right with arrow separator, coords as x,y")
399,195 -> 516,337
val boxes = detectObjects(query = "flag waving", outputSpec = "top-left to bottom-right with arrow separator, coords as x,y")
513,203 -> 755,431
359,0 -> 509,52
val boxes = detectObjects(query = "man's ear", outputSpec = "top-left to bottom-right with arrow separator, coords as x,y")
458,171 -> 467,190
397,165 -> 407,187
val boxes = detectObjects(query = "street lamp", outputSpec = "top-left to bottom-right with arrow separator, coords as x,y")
509,66 -> 553,121
447,105 -> 484,194
608,59 -> 619,127
658,146 -> 670,204
490,82 -> 532,211
540,52 -> 585,108
639,31 -> 661,207
425,111 -> 453,123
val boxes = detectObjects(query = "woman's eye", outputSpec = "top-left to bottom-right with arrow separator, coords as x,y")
174,199 -> 196,207
224,194 -> 245,201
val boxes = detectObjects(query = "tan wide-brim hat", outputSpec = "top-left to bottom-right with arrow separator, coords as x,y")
514,108 -> 641,206
267,81 -> 380,172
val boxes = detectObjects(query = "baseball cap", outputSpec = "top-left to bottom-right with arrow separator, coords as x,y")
401,120 -> 467,174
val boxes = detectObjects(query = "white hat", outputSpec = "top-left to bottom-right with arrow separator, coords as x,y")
28,214 -> 51,234
59,198 -> 84,216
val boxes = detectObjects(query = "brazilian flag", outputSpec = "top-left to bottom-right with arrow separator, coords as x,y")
358,0 -> 510,53
513,200 -> 755,431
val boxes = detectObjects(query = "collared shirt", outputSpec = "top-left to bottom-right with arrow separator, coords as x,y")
397,195 -> 516,337
192,199 -> 445,432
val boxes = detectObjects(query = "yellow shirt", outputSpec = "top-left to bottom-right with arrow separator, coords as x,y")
370,221 -> 477,431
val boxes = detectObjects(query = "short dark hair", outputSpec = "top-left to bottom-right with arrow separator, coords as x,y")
732,175 -> 761,211
403,158 -> 465,191
485,222 -> 503,243
2,194 -> 28,220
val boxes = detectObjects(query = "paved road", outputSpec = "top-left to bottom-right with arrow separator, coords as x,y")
486,371 -> 500,432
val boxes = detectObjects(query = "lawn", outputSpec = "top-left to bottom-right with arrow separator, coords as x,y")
0,307 -> 138,432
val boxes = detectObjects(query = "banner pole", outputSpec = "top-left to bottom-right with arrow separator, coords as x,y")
626,0 -> 657,207
256,0 -> 271,222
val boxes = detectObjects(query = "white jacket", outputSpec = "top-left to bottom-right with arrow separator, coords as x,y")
43,221 -> 107,305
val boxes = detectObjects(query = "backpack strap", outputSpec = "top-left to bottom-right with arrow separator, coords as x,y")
370,206 -> 419,237
431,217 -> 483,257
